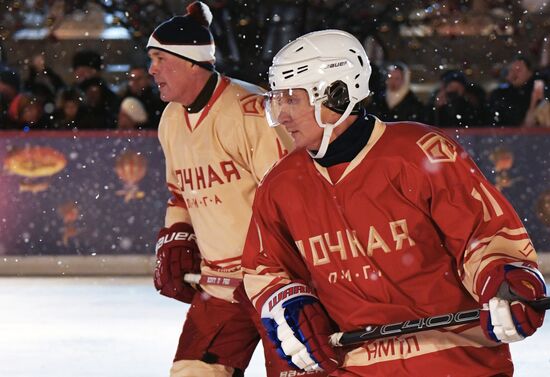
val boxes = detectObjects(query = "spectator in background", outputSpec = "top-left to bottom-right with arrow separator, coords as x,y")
52,87 -> 94,129
117,97 -> 148,130
72,49 -> 103,85
524,78 -> 550,127
488,56 -> 535,126
119,65 -> 165,128
27,81 -> 57,121
367,62 -> 385,99
79,77 -> 119,129
427,70 -> 484,128
24,54 -> 65,124
24,54 -> 65,100
72,49 -> 120,128
6,92 -> 51,129
0,66 -> 21,127
370,62 -> 425,122
464,80 -> 488,124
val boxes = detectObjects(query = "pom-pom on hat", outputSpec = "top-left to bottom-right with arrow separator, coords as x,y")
147,1 -> 215,71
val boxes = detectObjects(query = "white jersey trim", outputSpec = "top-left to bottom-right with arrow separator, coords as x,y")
147,36 -> 215,62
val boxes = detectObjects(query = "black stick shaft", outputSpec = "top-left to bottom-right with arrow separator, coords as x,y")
330,297 -> 550,347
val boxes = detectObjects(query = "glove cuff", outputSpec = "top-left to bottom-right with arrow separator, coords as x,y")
156,222 -> 196,253
259,282 -> 318,319
479,262 -> 546,303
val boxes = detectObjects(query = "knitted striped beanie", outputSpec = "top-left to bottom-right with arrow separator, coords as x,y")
147,1 -> 215,70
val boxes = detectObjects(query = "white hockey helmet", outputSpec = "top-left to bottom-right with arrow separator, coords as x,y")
266,29 -> 371,158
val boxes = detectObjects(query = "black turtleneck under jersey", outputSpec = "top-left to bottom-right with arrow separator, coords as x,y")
314,110 -> 375,168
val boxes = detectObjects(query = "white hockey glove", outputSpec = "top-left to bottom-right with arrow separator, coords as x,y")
479,262 -> 546,343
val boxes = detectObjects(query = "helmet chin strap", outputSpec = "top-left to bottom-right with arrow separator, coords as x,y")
309,124 -> 334,159
309,100 -> 356,159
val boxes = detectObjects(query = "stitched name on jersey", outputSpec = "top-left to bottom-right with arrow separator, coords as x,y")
294,219 -> 415,267
174,160 -> 241,192
363,335 -> 420,363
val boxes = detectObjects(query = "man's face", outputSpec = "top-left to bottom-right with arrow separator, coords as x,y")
63,100 -> 79,120
128,68 -> 151,94
267,89 -> 322,150
147,50 -> 197,104
444,81 -> 465,96
21,102 -> 42,124
507,60 -> 532,88
386,68 -> 404,92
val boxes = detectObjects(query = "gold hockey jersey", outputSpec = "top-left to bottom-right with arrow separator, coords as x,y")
158,76 -> 292,302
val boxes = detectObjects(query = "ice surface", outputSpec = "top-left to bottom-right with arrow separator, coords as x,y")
0,277 -> 548,376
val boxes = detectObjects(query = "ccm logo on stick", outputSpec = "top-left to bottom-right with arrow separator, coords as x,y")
359,309 -> 480,338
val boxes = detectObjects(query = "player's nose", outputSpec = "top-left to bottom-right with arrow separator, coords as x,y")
148,63 -> 158,76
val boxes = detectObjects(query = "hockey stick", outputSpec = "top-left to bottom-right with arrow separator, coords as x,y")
329,296 -> 550,347
183,273 -> 242,287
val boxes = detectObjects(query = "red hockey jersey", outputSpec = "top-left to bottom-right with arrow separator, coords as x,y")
242,119 -> 538,376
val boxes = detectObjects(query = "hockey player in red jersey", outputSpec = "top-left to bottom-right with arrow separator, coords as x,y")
146,2 -> 306,377
241,29 -> 547,376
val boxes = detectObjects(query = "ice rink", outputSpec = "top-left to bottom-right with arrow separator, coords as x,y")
1,277 -> 549,377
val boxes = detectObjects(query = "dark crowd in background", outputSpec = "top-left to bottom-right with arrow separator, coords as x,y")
1,0 -> 550,130
0,50 -> 165,130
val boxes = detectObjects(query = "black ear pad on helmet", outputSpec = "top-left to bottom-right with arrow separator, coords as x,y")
323,80 -> 361,115
324,80 -> 349,111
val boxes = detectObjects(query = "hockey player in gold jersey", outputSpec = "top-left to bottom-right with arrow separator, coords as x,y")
146,2 -> 299,377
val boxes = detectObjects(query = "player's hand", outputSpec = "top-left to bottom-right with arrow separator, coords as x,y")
479,262 -> 546,343
259,282 -> 339,373
154,222 -> 201,303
